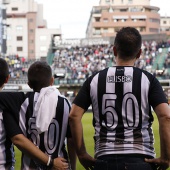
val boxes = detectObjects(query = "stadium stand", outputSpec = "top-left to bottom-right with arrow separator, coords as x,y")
3,40 -> 170,103
3,41 -> 170,84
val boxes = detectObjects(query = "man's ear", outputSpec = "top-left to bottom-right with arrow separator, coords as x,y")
113,46 -> 117,57
5,75 -> 10,83
136,49 -> 142,59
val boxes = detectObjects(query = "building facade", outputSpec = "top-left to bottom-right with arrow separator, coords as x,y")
160,16 -> 170,32
86,0 -> 160,38
6,0 -> 61,60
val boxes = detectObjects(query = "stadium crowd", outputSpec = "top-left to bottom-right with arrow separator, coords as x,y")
51,40 -> 170,80
3,40 -> 170,84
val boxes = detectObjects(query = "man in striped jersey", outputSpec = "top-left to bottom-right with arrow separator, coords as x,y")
0,60 -> 76,169
69,27 -> 170,170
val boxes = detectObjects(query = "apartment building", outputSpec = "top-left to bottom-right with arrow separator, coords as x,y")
86,0 -> 160,38
160,16 -> 170,32
6,0 -> 61,60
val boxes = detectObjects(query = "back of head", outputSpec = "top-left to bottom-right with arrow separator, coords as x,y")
0,58 -> 9,87
114,27 -> 142,60
28,61 -> 52,92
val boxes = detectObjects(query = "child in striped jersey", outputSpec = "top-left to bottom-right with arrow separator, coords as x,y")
19,61 -> 76,170
0,60 -> 76,170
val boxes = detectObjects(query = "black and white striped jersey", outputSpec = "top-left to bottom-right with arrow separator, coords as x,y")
0,109 -> 15,170
19,92 -> 71,170
73,66 -> 167,158
0,92 -> 25,169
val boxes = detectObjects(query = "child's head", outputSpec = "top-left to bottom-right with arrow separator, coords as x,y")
28,61 -> 54,92
0,58 -> 9,89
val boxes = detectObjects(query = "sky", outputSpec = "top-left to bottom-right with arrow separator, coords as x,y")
35,0 -> 170,39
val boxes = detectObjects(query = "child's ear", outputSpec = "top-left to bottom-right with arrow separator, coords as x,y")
136,49 -> 142,59
5,75 -> 10,83
113,46 -> 117,57
50,77 -> 54,85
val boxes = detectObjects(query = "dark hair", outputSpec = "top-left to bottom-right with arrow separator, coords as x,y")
0,58 -> 9,87
114,27 -> 142,60
28,61 -> 52,92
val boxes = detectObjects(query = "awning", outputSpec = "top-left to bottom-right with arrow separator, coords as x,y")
113,16 -> 129,19
131,15 -> 147,19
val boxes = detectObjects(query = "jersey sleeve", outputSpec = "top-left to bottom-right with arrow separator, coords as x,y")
0,92 -> 26,138
3,110 -> 23,138
149,77 -> 168,108
73,77 -> 92,111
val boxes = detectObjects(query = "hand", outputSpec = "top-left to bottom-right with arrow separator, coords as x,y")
78,152 -> 96,170
52,157 -> 69,170
145,157 -> 170,170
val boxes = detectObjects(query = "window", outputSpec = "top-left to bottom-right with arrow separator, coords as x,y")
120,9 -> 127,12
7,35 -> 12,41
149,28 -> 159,33
163,21 -> 167,24
17,36 -> 23,41
128,0 -> 133,4
30,29 -> 34,33
7,46 -> 12,52
140,27 -> 145,32
39,36 -> 47,41
16,26 -> 23,31
17,47 -> 23,51
130,7 -> 142,12
103,29 -> 108,33
95,17 -> 100,22
94,28 -> 101,35
115,27 -> 120,32
103,18 -> 108,22
150,18 -> 160,23
40,46 -> 47,52
12,7 -> 18,11
105,0 -> 110,3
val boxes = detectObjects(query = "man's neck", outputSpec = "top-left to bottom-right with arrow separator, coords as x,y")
115,57 -> 136,66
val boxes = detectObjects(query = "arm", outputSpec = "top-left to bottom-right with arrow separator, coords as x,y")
12,134 -> 69,170
0,93 -> 68,169
69,104 -> 95,170
67,137 -> 77,170
145,103 -> 170,169
12,134 -> 48,164
5,113 -> 68,170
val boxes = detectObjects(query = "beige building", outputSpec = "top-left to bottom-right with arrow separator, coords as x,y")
6,0 -> 61,60
160,16 -> 170,32
86,0 -> 160,38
